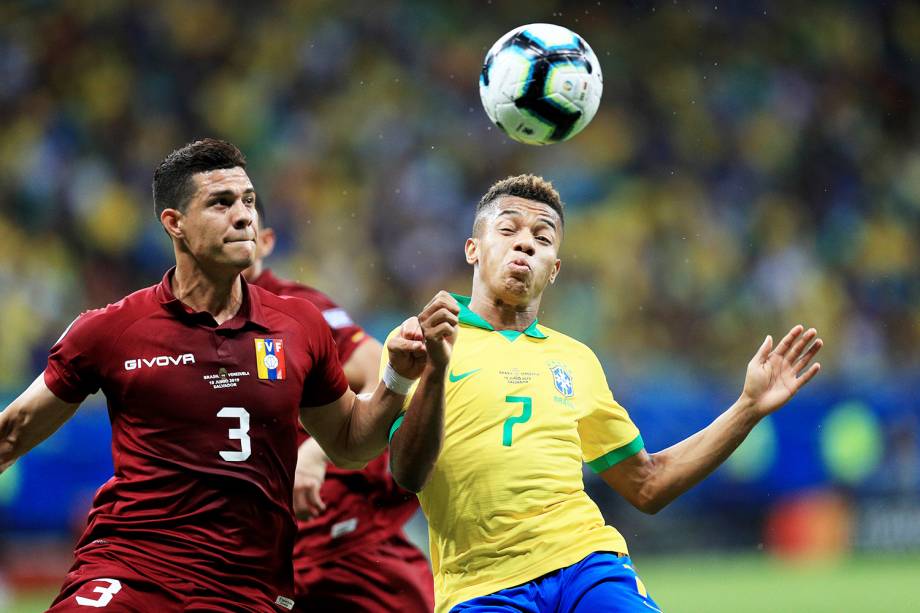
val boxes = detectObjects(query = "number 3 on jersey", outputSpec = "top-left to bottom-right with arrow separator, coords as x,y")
217,407 -> 251,461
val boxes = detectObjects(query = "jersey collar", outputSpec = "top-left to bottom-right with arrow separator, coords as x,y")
156,267 -> 270,331
450,293 -> 548,340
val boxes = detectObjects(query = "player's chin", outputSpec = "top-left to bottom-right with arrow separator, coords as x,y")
223,241 -> 256,264
502,275 -> 532,296
217,253 -> 255,272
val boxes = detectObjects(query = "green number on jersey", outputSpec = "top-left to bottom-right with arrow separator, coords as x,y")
503,396 -> 532,446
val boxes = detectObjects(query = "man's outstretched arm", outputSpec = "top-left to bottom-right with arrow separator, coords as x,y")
1,374 -> 81,472
601,325 -> 823,514
342,339 -> 385,395
299,325 -> 426,468
293,337 -> 384,520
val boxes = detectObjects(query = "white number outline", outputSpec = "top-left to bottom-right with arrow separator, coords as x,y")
75,578 -> 122,607
217,407 -> 251,461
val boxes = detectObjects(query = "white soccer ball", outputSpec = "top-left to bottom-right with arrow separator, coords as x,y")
479,23 -> 603,145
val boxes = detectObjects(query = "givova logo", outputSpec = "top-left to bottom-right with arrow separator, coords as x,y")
124,354 -> 195,370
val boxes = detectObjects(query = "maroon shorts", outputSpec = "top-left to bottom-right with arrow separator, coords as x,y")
47,544 -> 294,612
295,532 -> 433,613
47,575 -> 182,612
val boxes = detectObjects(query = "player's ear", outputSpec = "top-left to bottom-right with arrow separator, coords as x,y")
258,227 -> 277,258
549,258 -> 561,284
464,237 -> 478,265
160,208 -> 184,240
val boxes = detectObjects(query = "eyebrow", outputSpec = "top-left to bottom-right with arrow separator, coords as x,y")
496,209 -> 558,232
207,187 -> 256,198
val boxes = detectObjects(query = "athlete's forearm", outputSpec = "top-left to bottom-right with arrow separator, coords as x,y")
389,363 -> 447,492
0,375 -> 79,469
642,397 -> 760,512
339,382 -> 409,464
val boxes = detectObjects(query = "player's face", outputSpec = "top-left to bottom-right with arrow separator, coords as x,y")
467,196 -> 562,303
181,167 -> 258,270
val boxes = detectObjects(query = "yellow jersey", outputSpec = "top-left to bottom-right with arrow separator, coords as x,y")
386,294 -> 643,612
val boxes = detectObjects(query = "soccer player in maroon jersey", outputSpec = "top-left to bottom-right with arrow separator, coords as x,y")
244,203 -> 435,613
0,139 -> 456,612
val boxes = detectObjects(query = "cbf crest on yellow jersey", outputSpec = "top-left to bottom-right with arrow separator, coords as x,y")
385,295 -> 644,613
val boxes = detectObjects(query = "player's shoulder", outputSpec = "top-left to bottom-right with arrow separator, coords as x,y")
537,324 -> 594,352
252,284 -> 326,330
71,285 -> 159,330
58,285 -> 160,347
537,324 -> 604,365
283,281 -> 336,307
252,272 -> 346,314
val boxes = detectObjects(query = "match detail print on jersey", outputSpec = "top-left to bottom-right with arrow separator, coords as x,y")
255,338 -> 286,380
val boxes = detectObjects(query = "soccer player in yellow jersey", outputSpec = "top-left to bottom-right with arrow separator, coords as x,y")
386,174 -> 823,613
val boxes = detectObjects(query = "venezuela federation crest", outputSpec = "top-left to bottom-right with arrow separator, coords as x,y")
255,338 -> 286,380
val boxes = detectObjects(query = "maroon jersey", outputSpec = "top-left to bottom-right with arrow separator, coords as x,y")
251,269 -> 419,570
43,269 -> 348,604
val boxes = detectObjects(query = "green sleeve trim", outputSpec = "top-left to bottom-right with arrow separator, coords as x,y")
388,412 -> 406,444
586,434 -> 644,473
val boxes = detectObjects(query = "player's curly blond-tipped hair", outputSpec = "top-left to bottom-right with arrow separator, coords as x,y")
475,174 -> 565,235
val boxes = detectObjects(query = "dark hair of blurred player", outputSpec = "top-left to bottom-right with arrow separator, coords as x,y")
0,138 -> 438,611
243,201 -> 434,612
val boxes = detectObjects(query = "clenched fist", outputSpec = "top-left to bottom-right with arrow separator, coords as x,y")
418,291 -> 460,370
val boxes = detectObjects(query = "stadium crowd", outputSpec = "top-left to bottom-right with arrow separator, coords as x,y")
1,0 -> 917,392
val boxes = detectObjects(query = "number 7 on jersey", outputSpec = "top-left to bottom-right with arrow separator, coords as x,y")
503,396 -> 532,446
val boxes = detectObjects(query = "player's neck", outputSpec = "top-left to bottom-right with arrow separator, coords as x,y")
172,259 -> 244,325
242,259 -> 265,283
468,288 -> 540,333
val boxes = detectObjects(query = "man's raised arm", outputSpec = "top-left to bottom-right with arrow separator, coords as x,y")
601,325 -> 823,514
389,292 -> 459,492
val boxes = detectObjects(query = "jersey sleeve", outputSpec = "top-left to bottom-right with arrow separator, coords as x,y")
578,352 -> 644,473
43,311 -> 106,403
300,308 -> 350,407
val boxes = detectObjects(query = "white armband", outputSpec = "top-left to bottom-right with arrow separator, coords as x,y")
383,363 -> 416,395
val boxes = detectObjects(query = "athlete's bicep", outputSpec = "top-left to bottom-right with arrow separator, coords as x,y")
342,338 -> 383,395
1,374 -> 81,466
299,388 -> 359,466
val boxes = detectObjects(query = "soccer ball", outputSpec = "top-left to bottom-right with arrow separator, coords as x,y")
479,23 -> 603,145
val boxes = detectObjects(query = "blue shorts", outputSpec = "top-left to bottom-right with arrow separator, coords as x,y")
450,552 -> 661,612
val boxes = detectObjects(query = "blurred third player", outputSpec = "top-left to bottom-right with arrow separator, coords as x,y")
244,200 -> 434,613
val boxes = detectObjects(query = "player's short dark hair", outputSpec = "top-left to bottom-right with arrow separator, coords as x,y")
152,138 -> 247,218
475,174 -> 565,235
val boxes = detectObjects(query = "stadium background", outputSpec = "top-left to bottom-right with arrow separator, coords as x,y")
0,1 -> 918,610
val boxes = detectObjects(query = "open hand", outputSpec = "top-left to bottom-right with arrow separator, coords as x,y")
741,325 -> 823,418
